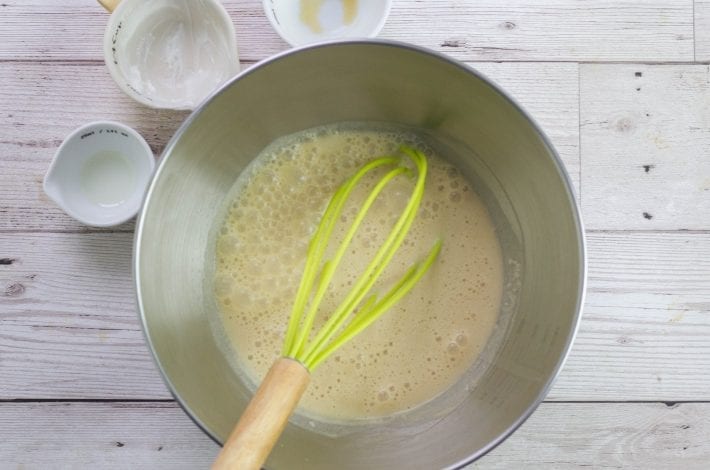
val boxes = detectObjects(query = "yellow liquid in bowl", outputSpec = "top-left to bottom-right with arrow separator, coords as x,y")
213,125 -> 503,421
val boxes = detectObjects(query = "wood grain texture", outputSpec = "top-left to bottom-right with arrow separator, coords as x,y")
0,402 -> 217,469
472,402 -> 710,469
1,401 -> 708,469
696,1 -> 710,61
381,0 -> 694,63
1,0 -> 707,467
0,62 -> 187,154
213,358 -> 310,470
0,232 -> 170,399
580,64 -> 710,231
0,61 -> 578,232
0,62 -> 188,232
548,232 -> 710,401
2,231 -> 708,401
0,0 -> 694,62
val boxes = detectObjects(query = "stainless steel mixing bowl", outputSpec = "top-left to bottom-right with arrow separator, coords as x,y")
135,40 -> 585,469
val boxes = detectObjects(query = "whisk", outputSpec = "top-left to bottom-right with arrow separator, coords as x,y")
212,146 -> 442,470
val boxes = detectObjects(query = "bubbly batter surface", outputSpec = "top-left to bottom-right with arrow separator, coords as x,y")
213,124 -> 503,421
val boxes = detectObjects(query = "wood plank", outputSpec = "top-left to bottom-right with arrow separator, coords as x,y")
472,402 -> 710,468
0,61 -> 578,232
2,231 -> 708,401
0,0 -> 694,62
382,0 -> 694,63
0,402 -> 216,469
0,62 -> 187,154
0,232 -> 171,399
0,401 -> 708,468
696,1 -> 710,61
548,232 -> 710,401
580,64 -> 710,231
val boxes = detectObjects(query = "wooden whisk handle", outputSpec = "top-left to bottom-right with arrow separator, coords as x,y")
212,358 -> 311,470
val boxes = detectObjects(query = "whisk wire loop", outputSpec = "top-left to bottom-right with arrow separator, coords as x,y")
282,157 -> 399,356
283,146 -> 441,371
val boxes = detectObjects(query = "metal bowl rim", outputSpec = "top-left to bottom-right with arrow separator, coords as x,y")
133,38 -> 587,469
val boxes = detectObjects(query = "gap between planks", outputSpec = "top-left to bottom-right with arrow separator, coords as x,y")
2,399 -> 709,404
2,59 -> 710,65
0,398 -> 175,403
0,0 -> 695,63
2,229 -> 709,235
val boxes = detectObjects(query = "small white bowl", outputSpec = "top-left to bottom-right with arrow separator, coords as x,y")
44,121 -> 155,227
263,0 -> 392,47
103,0 -> 240,110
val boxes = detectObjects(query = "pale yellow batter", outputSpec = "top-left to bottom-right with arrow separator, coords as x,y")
213,125 -> 503,421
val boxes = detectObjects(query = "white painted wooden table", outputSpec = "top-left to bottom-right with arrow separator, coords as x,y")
1,1 -> 709,468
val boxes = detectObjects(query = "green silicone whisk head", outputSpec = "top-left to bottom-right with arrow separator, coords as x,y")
281,145 -> 442,372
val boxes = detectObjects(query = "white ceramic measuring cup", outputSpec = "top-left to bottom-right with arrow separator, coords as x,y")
101,0 -> 239,110
264,0 -> 392,47
44,121 -> 155,227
